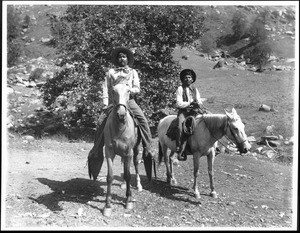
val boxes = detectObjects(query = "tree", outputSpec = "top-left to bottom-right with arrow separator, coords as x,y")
245,41 -> 273,71
7,5 -> 22,67
231,11 -> 249,40
41,5 -> 206,130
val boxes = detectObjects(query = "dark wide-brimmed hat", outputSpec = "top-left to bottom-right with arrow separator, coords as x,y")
111,47 -> 134,67
180,69 -> 196,83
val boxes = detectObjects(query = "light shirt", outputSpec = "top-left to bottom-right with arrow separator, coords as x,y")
176,85 -> 202,109
102,66 -> 140,106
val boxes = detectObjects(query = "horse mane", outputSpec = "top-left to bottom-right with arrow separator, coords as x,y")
201,114 -> 227,134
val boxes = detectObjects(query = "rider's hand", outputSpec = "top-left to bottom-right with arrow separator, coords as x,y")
103,105 -> 109,110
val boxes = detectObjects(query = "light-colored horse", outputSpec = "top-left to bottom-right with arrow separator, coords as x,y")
157,108 -> 251,199
101,83 -> 150,217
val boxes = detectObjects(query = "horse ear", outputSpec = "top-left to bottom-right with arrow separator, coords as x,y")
224,109 -> 232,119
231,107 -> 237,116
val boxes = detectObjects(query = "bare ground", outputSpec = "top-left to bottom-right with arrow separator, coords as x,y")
3,135 -> 295,230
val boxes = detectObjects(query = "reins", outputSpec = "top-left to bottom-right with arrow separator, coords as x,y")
202,114 -> 241,154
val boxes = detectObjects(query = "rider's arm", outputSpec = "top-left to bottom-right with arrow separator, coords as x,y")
176,86 -> 190,108
102,71 -> 110,106
130,69 -> 140,94
194,88 -> 203,105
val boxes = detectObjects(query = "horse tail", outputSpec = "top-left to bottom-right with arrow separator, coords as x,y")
143,149 -> 153,182
87,139 -> 104,181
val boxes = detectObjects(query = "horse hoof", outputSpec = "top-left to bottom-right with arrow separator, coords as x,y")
170,179 -> 177,186
195,193 -> 201,199
126,202 -> 134,210
137,185 -> 143,192
103,207 -> 112,217
210,191 -> 217,198
120,183 -> 126,189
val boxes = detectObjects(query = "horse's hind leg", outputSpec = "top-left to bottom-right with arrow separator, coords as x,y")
207,150 -> 217,198
169,151 -> 178,186
133,145 -> 143,191
123,155 -> 134,209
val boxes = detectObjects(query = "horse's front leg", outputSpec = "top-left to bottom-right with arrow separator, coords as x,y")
133,145 -> 143,192
193,152 -> 201,199
123,155 -> 134,209
207,149 -> 217,198
103,152 -> 115,217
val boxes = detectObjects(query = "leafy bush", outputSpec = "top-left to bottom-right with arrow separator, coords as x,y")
42,5 -> 206,130
200,30 -> 218,54
248,12 -> 270,45
244,41 -> 273,71
29,68 -> 45,81
8,41 -> 22,67
231,11 -> 250,40
7,5 -> 22,67
23,15 -> 31,28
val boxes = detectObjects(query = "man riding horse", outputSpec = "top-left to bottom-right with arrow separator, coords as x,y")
174,69 -> 206,161
88,47 -> 154,180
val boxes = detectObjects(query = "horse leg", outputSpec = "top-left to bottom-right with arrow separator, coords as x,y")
207,150 -> 217,198
120,157 -> 126,189
133,145 -> 143,192
169,151 -> 178,186
193,152 -> 201,199
123,155 -> 134,209
162,146 -> 172,184
103,155 -> 115,217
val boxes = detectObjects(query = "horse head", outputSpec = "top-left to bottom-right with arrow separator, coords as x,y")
225,108 -> 251,154
112,83 -> 131,123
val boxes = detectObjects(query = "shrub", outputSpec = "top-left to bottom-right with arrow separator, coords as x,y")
231,11 -> 250,40
200,30 -> 218,54
42,5 -> 206,130
7,41 -> 21,67
29,68 -> 45,81
244,41 -> 273,71
7,5 -> 22,67
23,15 -> 31,28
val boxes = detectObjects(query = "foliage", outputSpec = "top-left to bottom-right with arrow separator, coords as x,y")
200,30 -> 218,54
231,11 -> 250,40
244,41 -> 273,71
29,68 -> 45,81
23,15 -> 31,28
248,12 -> 270,45
7,5 -> 22,67
42,5 -> 206,130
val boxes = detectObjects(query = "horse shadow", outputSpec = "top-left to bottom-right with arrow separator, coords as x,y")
30,175 -> 126,212
142,175 -> 210,206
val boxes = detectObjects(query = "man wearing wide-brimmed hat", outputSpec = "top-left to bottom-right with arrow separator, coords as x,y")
88,47 -> 154,178
175,69 -> 203,161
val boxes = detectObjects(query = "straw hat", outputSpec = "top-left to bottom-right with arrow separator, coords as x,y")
111,47 -> 134,67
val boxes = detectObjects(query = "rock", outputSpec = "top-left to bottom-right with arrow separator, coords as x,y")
247,136 -> 256,142
265,125 -> 275,134
23,135 -> 35,141
259,104 -> 271,112
261,135 -> 279,140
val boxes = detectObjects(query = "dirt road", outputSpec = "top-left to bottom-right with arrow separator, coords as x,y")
2,136 -> 296,230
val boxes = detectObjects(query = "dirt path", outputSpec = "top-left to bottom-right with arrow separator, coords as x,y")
3,137 -> 295,229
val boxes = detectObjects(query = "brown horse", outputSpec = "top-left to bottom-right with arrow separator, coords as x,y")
91,83 -> 152,217
157,108 -> 251,199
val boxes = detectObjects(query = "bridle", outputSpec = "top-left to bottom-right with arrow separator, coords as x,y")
203,115 -> 246,153
223,116 -> 247,150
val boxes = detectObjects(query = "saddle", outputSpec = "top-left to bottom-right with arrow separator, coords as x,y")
165,116 -> 196,141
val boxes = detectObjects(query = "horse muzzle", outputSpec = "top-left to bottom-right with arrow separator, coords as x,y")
238,140 -> 252,154
116,104 -> 127,123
